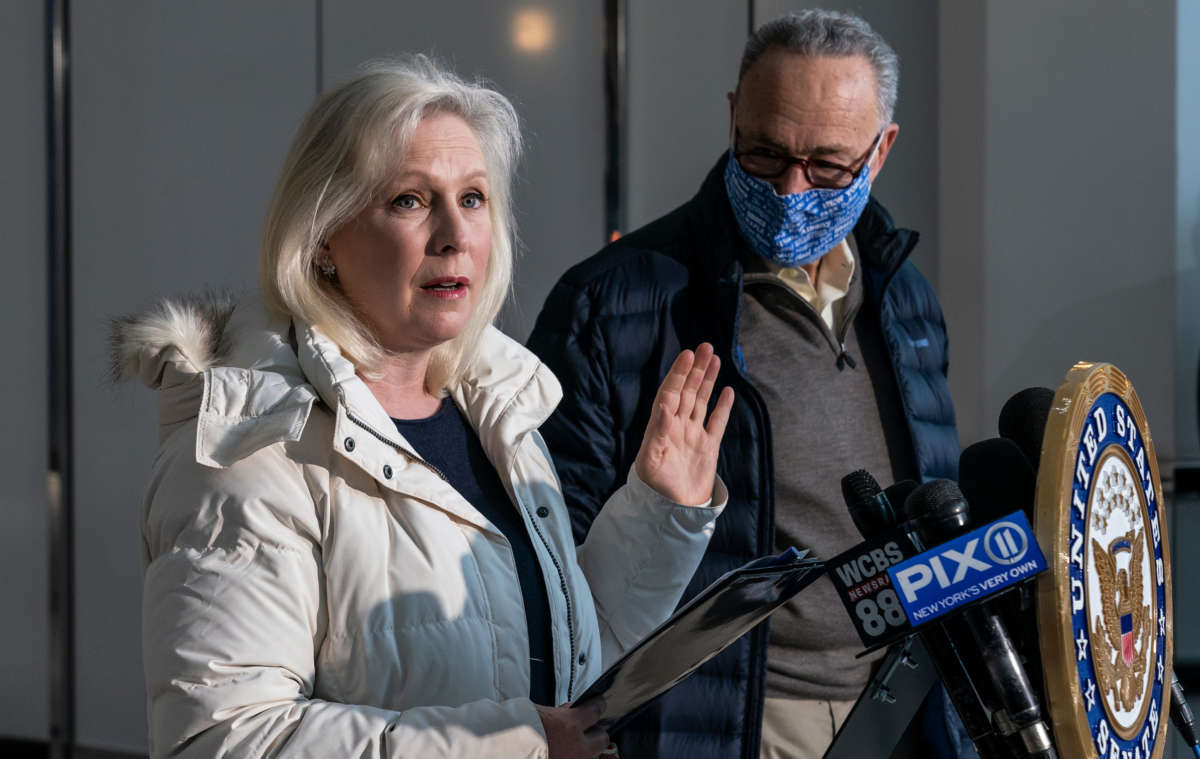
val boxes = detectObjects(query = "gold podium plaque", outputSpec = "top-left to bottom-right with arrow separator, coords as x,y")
1035,363 -> 1173,759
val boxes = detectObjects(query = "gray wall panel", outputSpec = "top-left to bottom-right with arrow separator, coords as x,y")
1178,0 -> 1200,463
937,0 -> 988,447
938,0 -> 1177,449
754,0 -> 940,282
322,1 -> 606,340
626,0 -> 748,230
983,0 -> 1175,454
71,2 -> 316,751
0,0 -> 49,741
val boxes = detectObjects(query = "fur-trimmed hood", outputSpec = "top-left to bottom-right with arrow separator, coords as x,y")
111,292 -> 236,385
113,293 -> 564,473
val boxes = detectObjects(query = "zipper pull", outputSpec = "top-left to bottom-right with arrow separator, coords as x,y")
837,342 -> 857,370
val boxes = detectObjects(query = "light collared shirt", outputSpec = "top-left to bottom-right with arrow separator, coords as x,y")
758,238 -> 856,332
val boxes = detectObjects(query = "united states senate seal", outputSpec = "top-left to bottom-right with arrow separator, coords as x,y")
1035,363 -> 1172,759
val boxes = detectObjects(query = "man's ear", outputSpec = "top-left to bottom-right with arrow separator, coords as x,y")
868,123 -> 900,183
727,91 -> 736,132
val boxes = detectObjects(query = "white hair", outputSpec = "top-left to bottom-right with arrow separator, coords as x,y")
260,55 -> 521,390
739,9 -> 899,127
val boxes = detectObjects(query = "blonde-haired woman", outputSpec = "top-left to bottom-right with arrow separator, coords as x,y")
118,57 -> 733,759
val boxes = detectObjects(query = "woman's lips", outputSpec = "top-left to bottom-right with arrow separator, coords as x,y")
420,276 -> 470,300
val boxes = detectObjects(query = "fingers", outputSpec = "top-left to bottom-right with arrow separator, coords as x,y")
583,726 -> 612,756
654,349 -> 695,418
691,353 -> 722,423
676,343 -> 713,420
573,698 -> 609,756
654,343 -> 731,428
538,700 -> 612,759
704,385 -> 735,440
573,696 -> 606,725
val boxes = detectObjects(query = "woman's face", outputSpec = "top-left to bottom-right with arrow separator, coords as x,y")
327,112 -> 493,356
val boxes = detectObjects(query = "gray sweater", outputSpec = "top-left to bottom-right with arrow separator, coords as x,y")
739,242 -> 916,701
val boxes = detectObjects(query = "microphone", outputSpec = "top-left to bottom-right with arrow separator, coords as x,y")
1170,673 -> 1200,758
883,480 -> 919,519
904,480 -> 969,543
999,387 -> 1055,474
958,438 -> 1037,523
841,469 -> 895,539
904,480 -> 1057,759
838,471 -> 1010,757
957,438 -> 1042,674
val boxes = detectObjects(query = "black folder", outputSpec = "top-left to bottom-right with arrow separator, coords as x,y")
573,548 -> 825,730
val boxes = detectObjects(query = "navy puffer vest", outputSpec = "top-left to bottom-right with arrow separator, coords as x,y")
527,154 -> 959,759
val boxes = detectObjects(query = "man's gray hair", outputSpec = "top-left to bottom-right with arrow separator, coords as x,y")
738,9 -> 899,126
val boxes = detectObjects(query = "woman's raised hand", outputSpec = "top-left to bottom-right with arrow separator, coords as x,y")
633,343 -> 735,506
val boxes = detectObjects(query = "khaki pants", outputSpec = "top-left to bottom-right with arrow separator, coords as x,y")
759,697 -> 856,759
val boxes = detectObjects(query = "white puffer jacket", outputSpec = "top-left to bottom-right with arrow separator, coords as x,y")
120,296 -> 726,759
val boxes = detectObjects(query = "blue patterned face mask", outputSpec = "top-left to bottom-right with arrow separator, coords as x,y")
723,135 -> 881,267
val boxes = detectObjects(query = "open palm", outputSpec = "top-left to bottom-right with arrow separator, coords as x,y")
634,343 -> 735,506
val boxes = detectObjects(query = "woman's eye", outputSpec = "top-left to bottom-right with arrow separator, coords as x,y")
391,194 -> 420,209
461,192 -> 487,209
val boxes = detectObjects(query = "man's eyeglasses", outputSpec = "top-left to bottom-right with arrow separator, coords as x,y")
732,129 -> 884,190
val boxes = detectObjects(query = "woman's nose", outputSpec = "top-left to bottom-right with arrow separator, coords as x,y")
430,205 -> 470,255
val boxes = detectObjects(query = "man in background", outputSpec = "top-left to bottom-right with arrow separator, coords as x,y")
529,10 -> 959,759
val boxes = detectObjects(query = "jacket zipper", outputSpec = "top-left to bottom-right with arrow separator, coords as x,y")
521,495 -> 577,700
835,308 -> 859,369
343,406 -> 449,481
755,278 -> 861,369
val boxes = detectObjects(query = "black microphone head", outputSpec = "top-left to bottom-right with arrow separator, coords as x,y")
904,479 -> 969,544
883,480 -> 919,514
959,437 -> 1037,524
998,387 -> 1055,474
841,469 -> 894,538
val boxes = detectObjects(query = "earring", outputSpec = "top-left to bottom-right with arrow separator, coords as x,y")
316,243 -> 337,278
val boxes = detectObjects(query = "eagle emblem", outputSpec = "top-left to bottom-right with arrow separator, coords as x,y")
1036,367 -> 1171,759
1090,529 -> 1150,713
